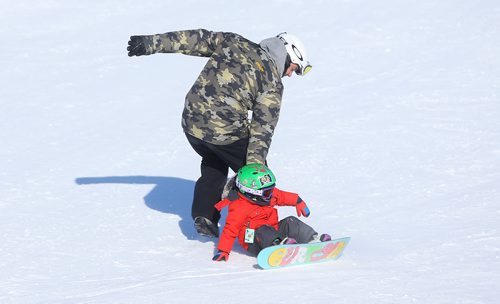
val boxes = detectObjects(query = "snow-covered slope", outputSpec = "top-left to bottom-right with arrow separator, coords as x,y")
1,1 -> 499,303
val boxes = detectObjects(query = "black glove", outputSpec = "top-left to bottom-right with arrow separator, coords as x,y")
127,36 -> 147,57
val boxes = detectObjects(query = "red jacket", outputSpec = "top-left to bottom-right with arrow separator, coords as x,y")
214,187 -> 300,254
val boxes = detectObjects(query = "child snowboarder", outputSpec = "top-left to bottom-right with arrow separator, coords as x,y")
212,163 -> 331,261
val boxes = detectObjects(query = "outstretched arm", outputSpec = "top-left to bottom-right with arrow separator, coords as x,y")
273,188 -> 310,217
212,199 -> 247,262
127,29 -> 223,57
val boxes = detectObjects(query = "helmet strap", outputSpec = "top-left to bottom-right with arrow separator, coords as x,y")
283,54 -> 292,76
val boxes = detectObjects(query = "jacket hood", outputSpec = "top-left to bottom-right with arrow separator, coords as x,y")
259,37 -> 288,77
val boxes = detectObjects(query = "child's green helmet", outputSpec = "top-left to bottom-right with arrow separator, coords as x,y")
236,164 -> 276,204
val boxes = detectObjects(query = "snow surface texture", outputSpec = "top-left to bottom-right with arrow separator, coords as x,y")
1,1 -> 499,303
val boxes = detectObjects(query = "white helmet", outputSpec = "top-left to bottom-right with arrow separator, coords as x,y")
277,32 -> 312,76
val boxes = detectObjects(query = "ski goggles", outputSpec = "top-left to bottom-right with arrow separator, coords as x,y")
261,186 -> 275,200
296,64 -> 312,76
236,180 -> 275,199
296,63 -> 312,76
285,54 -> 312,76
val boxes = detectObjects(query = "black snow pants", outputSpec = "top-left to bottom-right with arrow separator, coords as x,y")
247,216 -> 318,256
185,133 -> 248,225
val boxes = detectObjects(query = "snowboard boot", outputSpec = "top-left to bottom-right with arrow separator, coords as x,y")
271,237 -> 297,246
320,233 -> 332,242
280,237 -> 298,245
194,216 -> 219,238
310,233 -> 332,243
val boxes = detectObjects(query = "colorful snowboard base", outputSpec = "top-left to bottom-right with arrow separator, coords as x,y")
257,237 -> 351,269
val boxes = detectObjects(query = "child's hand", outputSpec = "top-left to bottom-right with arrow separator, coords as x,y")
296,200 -> 310,217
212,250 -> 229,262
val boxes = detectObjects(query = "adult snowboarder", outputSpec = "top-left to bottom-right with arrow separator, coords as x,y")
127,29 -> 312,238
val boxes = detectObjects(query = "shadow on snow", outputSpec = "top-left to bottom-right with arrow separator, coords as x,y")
74,175 -> 248,254
74,175 -> 199,240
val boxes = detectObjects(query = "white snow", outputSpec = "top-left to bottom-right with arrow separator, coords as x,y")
1,0 -> 499,303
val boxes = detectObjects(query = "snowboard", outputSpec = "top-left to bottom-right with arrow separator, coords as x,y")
257,237 -> 350,270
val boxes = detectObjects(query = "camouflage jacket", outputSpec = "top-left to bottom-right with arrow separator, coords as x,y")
141,29 -> 284,164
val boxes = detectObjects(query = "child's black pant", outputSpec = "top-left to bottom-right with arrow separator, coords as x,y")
247,216 -> 318,256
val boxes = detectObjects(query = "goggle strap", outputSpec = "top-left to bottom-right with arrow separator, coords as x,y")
236,179 -> 264,196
